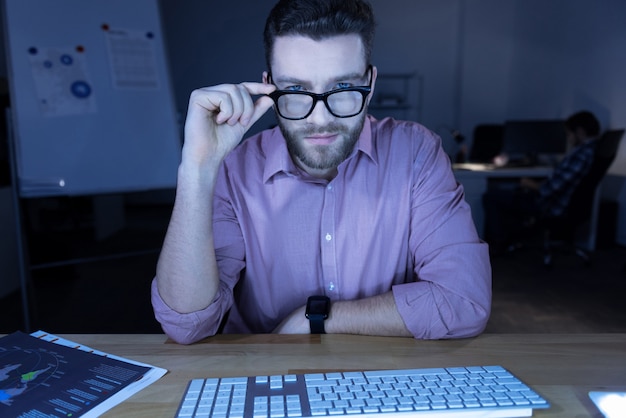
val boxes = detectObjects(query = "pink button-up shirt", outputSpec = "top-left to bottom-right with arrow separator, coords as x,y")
152,116 -> 491,343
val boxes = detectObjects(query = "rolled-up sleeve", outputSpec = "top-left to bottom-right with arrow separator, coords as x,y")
151,278 -> 235,344
393,134 -> 492,339
393,241 -> 492,339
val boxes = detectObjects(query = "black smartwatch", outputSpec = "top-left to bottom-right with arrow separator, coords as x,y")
305,295 -> 331,334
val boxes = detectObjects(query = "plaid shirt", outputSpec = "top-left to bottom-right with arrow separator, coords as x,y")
538,140 -> 596,217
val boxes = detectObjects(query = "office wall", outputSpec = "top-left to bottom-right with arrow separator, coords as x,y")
369,0 -> 461,150
459,1 -> 516,136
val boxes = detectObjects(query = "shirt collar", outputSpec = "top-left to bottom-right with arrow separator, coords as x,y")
262,115 -> 376,183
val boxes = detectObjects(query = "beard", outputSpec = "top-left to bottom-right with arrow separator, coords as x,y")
278,112 -> 367,171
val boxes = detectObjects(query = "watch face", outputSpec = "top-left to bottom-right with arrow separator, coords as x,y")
306,296 -> 330,318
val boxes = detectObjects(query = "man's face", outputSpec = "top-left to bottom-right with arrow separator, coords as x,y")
566,127 -> 586,147
266,34 -> 376,178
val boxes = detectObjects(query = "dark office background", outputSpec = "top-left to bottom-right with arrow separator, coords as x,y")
1,0 -> 626,334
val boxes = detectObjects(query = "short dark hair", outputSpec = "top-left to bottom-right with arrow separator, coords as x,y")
263,0 -> 376,71
565,111 -> 601,137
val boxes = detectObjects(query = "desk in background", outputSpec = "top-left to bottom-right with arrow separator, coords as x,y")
42,333 -> 626,417
453,163 -> 553,241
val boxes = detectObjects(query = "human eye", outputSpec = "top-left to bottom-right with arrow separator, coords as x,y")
283,85 -> 305,92
334,82 -> 354,90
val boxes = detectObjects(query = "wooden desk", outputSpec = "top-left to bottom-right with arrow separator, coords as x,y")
55,333 -> 626,417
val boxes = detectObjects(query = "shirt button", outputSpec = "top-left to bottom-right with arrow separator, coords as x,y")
327,184 -> 333,190
325,233 -> 332,241
329,282 -> 335,291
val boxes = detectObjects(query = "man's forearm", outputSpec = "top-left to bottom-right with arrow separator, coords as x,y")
325,291 -> 412,337
274,291 -> 412,337
155,166 -> 221,313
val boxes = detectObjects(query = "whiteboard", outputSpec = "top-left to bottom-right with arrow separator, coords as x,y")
2,0 -> 181,197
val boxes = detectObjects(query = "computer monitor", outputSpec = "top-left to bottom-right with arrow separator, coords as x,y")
502,119 -> 568,164
469,124 -> 504,163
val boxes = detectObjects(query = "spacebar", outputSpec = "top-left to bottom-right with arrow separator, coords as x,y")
364,368 -> 447,377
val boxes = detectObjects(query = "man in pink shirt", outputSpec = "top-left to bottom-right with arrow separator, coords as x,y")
152,0 -> 491,344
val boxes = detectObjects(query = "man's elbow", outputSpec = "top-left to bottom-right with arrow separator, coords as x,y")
159,319 -> 216,345
151,277 -> 226,344
410,300 -> 491,340
441,302 -> 491,339
453,305 -> 490,338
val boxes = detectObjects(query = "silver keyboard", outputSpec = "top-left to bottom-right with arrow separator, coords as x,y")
175,365 -> 549,418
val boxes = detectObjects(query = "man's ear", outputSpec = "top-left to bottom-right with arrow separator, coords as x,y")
367,65 -> 378,105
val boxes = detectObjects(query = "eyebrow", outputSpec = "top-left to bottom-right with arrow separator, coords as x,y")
273,69 -> 367,88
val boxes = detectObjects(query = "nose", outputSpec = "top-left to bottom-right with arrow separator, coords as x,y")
305,98 -> 334,125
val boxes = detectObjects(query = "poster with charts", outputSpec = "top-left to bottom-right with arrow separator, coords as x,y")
28,45 -> 98,118
0,331 -> 166,417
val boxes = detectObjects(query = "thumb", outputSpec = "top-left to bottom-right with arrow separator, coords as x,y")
241,94 -> 275,133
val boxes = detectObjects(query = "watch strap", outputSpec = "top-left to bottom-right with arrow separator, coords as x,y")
308,315 -> 326,334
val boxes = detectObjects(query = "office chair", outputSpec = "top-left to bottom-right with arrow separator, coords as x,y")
540,129 -> 624,267
469,124 -> 504,163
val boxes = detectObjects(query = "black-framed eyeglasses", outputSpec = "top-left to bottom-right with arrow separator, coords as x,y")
267,66 -> 372,120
